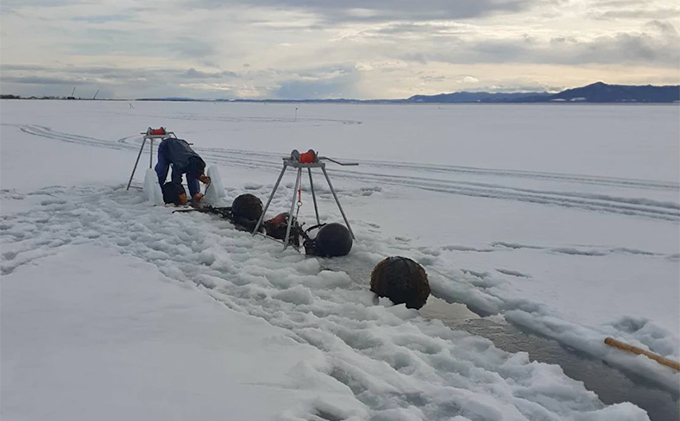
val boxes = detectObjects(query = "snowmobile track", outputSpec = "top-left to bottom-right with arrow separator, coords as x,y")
12,124 -> 680,222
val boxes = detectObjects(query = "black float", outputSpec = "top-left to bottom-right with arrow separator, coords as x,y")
370,256 -> 431,309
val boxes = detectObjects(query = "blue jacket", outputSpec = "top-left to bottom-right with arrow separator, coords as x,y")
155,138 -> 205,197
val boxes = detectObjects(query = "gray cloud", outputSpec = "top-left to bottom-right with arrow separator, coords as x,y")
394,26 -> 680,67
645,20 -> 679,35
5,0 -> 537,23
586,0 -> 680,20
419,75 -> 447,82
370,22 -> 473,37
1,0 -> 83,11
0,63 -> 359,99
171,37 -> 219,60
185,68 -> 240,79
591,8 -> 680,20
69,14 -> 133,24
1,0 -> 678,99
401,53 -> 429,64
1,0 -> 84,5
551,30 -> 679,66
191,0 -> 536,22
275,67 -> 361,99
0,75 -> 90,85
1,64 -> 52,72
61,28 -> 219,62
1,65 -> 242,83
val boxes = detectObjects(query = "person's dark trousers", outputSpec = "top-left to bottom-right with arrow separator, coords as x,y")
168,167 -> 200,197
155,141 -> 171,186
186,174 -> 200,197
156,139 -> 201,197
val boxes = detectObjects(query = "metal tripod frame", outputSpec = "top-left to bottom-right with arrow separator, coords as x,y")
126,131 -> 177,190
252,157 -> 356,250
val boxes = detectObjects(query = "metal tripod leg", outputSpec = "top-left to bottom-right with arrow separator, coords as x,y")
149,139 -> 154,168
322,166 -> 355,240
283,167 -> 302,250
308,168 -> 320,225
126,137 -> 148,190
252,162 -> 288,235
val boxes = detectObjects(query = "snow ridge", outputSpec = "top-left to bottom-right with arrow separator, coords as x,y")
0,185 -> 655,420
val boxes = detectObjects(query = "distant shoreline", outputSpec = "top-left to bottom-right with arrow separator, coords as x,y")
2,82 -> 679,104
2,98 -> 678,105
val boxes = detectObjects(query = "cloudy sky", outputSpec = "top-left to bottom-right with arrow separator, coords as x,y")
1,0 -> 678,99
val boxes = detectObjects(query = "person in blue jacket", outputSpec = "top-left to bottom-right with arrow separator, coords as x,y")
155,137 -> 210,205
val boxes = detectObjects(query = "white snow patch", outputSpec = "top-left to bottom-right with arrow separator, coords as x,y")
1,245 -> 334,421
143,168 -> 164,205
203,165 -> 228,206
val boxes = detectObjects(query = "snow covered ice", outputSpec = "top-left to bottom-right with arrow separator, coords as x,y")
1,100 -> 678,420
143,168 -> 165,206
203,165 -> 228,206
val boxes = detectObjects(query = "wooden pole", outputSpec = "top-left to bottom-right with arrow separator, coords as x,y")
604,337 -> 680,371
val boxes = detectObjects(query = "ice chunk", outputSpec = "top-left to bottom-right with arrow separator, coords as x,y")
577,402 -> 650,421
203,165 -> 227,206
143,168 -> 164,205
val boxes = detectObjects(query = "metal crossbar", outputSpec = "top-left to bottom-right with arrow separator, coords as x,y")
126,130 -> 177,190
252,152 -> 357,250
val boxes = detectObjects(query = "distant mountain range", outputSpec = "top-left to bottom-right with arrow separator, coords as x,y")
405,91 -> 551,104
221,82 -> 679,104
404,82 -> 679,104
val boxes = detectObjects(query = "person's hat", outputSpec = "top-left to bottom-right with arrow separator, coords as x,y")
187,156 -> 206,178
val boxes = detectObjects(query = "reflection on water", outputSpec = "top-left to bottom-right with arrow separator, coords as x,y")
329,258 -> 679,421
419,296 -> 480,321
420,298 -> 680,421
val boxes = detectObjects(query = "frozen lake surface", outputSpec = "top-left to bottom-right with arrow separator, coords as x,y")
2,100 -> 678,420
